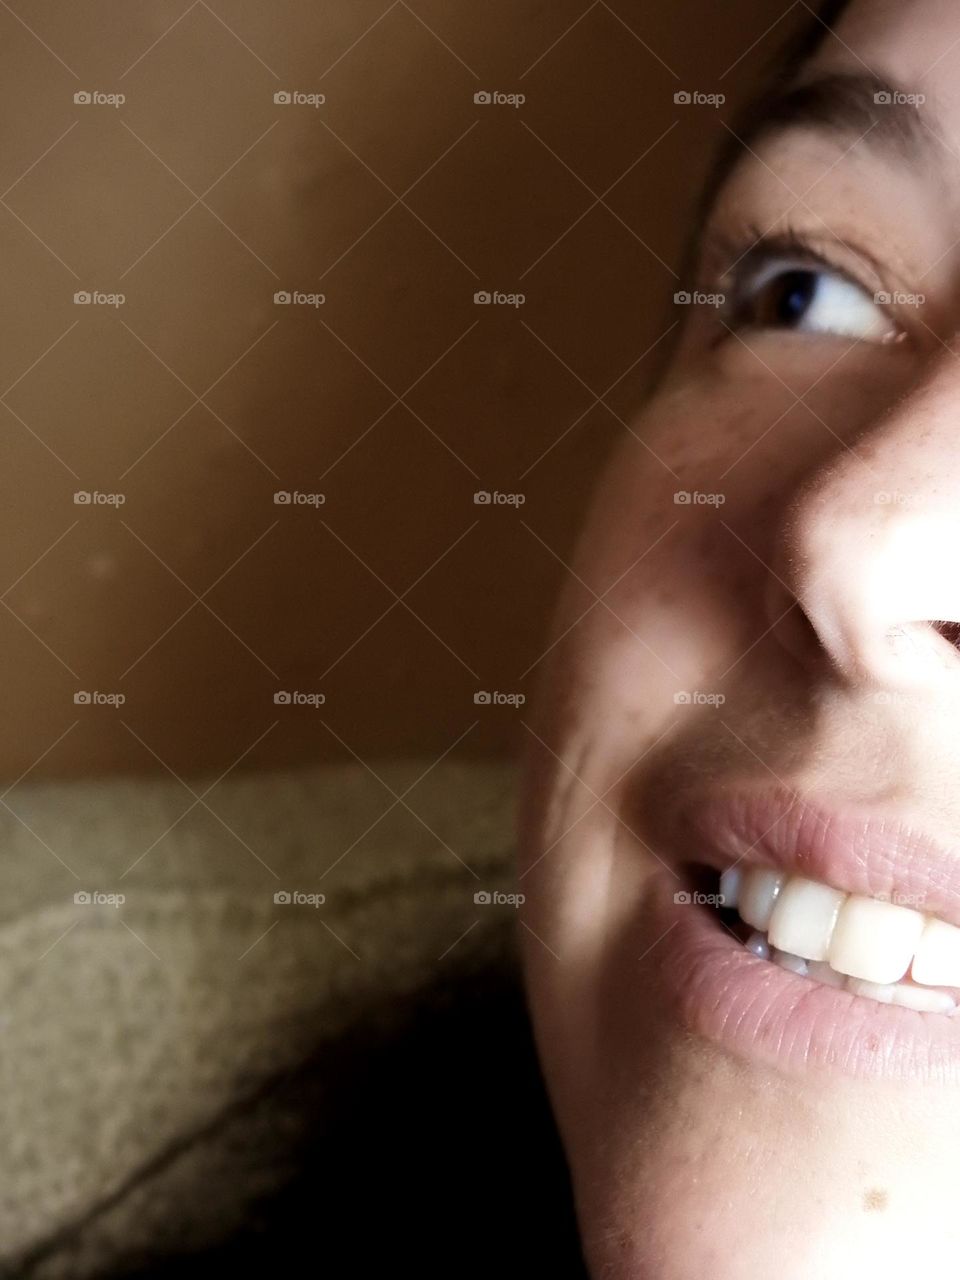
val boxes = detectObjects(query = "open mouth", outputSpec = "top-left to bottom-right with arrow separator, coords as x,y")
654,787 -> 960,1078
688,863 -> 960,1015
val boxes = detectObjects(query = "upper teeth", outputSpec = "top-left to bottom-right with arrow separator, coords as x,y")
719,865 -> 960,990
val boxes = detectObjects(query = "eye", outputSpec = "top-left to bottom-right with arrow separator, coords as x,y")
732,259 -> 896,342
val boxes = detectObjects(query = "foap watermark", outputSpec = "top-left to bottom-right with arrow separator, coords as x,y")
274,889 -> 326,907
474,690 -> 526,707
872,889 -> 927,909
474,90 -> 525,108
674,490 -> 726,506
674,690 -> 725,707
474,889 -> 525,907
474,290 -> 525,308
874,490 -> 924,506
274,290 -> 325,307
74,290 -> 125,307
74,690 -> 125,706
673,890 -> 726,906
674,290 -> 725,308
74,490 -> 125,506
74,90 -> 125,108
474,489 -> 525,506
274,90 -> 326,108
274,690 -> 326,707
274,490 -> 326,506
872,689 -> 923,707
874,89 -> 925,106
674,90 -> 725,108
874,290 -> 925,307
74,890 -> 125,907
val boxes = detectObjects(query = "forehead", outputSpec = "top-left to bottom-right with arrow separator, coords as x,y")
822,0 -> 960,129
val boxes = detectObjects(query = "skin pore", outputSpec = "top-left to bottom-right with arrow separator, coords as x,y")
519,2 -> 960,1277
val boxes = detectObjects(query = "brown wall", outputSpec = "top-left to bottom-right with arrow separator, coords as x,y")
0,0 -> 799,778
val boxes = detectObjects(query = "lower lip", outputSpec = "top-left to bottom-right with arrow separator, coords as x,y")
654,877 -> 960,1081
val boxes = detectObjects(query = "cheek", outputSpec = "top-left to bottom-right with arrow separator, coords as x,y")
522,355 -> 919,869
545,390 -> 773,724
563,345 -> 915,654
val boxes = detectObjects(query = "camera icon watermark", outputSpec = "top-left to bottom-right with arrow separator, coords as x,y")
874,489 -> 924,506
473,90 -> 525,107
673,89 -> 725,107
474,289 -> 525,307
473,888 -> 525,907
673,690 -> 725,707
273,690 -> 325,707
274,289 -> 325,307
74,690 -> 126,706
273,889 -> 325,906
74,889 -> 125,907
74,90 -> 125,107
874,89 -> 925,106
673,290 -> 724,307
273,90 -> 325,107
274,490 -> 325,506
673,490 -> 725,506
474,690 -> 526,707
874,289 -> 924,307
872,689 -> 922,707
74,290 -> 125,307
473,490 -> 525,506
74,490 -> 126,506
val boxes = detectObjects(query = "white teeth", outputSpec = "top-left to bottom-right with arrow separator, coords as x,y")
719,867 -> 742,911
725,863 -> 960,1015
768,876 -> 846,962
911,917 -> 960,988
846,977 -> 896,1005
738,868 -> 786,931
892,983 -> 957,1014
827,895 -> 925,984
807,959 -> 847,989
771,947 -> 808,976
744,930 -> 769,960
845,977 -> 957,1014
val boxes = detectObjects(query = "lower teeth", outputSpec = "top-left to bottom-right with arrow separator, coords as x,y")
743,930 -> 958,1014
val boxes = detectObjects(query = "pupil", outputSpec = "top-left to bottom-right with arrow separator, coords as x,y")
775,270 -> 816,324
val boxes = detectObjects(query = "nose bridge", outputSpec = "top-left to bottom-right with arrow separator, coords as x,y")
777,355 -> 960,686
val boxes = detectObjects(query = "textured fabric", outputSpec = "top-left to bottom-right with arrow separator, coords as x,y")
0,759 -> 548,1277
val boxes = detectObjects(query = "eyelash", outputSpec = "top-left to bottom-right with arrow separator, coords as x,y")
704,222 -> 884,330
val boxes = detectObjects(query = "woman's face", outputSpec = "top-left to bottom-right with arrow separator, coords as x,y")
520,1 -> 960,1274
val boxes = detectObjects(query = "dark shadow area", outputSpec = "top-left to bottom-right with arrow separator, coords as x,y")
113,961 -> 587,1278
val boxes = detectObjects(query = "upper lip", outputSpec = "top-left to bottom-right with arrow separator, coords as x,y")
682,785 -> 960,929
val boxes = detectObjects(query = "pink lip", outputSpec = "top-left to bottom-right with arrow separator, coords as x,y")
685,786 -> 960,928
655,879 -> 960,1081
653,785 -> 960,1079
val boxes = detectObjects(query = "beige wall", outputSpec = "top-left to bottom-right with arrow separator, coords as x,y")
0,0 -> 798,778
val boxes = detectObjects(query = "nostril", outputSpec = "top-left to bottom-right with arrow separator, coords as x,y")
933,621 -> 960,649
767,592 -> 824,669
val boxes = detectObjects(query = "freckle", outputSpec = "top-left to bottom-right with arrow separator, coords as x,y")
864,1188 -> 888,1212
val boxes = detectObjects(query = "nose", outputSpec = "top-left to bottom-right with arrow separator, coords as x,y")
769,353 -> 960,688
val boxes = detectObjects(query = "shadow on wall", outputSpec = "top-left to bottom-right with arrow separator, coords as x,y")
0,0 -> 796,777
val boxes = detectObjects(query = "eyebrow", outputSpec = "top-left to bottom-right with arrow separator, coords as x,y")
695,72 -> 935,232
